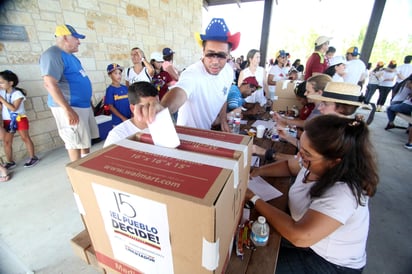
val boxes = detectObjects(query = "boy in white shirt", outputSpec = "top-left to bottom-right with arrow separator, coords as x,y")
103,82 -> 159,147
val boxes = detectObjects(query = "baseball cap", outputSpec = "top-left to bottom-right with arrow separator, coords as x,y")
55,24 -> 85,39
162,47 -> 175,56
242,76 -> 261,89
315,36 -> 332,46
150,52 -> 164,62
347,46 -> 361,56
107,63 -> 123,74
276,50 -> 287,58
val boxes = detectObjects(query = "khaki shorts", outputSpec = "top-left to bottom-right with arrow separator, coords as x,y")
51,107 -> 99,150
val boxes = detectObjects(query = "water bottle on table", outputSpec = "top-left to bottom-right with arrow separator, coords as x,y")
232,112 -> 241,134
250,216 -> 269,247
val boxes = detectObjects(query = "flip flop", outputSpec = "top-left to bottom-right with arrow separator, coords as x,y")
0,174 -> 10,182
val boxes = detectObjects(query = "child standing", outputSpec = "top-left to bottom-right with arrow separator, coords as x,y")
105,64 -> 131,126
0,70 -> 39,169
150,52 -> 173,100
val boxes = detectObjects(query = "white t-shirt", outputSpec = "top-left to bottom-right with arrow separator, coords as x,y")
396,63 -> 412,83
0,89 -> 26,119
343,59 -> 366,84
125,66 -> 151,84
175,60 -> 233,129
378,69 -> 397,87
103,119 -> 143,147
332,74 -> 344,82
268,65 -> 289,94
242,66 -> 267,106
392,86 -> 412,103
289,168 -> 369,269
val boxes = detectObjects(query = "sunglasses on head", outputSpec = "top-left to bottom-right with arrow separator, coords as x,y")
204,52 -> 228,60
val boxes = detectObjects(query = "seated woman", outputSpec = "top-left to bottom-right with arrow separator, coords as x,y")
247,114 -> 379,273
278,81 -> 372,148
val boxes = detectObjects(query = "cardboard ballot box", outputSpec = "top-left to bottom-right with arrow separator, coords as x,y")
135,125 -> 252,204
66,132 -> 251,274
272,80 -> 300,111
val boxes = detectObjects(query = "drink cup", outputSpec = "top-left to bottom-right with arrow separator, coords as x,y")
256,125 -> 265,138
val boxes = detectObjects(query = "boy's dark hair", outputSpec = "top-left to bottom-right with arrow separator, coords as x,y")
326,46 -> 336,54
294,80 -> 307,98
128,81 -> 158,105
404,55 -> 412,64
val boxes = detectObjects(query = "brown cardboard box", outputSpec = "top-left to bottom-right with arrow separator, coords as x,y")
86,245 -> 107,274
70,229 -> 92,264
133,125 -> 253,220
67,138 -> 248,274
71,229 -> 107,273
272,80 -> 301,111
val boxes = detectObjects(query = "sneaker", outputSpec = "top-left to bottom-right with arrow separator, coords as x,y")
3,161 -> 16,170
404,143 -> 412,150
24,157 -> 39,168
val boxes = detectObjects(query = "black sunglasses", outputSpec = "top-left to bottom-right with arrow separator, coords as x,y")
204,52 -> 228,60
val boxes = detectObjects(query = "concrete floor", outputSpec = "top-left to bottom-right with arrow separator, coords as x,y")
1,109 -> 411,274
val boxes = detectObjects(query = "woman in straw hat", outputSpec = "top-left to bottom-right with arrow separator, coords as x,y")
307,81 -> 372,117
248,114 -> 378,273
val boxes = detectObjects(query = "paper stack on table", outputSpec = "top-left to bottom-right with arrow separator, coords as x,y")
251,120 -> 275,129
248,176 -> 283,201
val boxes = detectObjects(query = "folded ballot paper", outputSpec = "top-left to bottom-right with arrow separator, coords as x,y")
248,176 -> 283,201
147,108 -> 180,148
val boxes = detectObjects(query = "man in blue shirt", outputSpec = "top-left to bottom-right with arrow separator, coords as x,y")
40,24 -> 99,161
227,76 -> 260,112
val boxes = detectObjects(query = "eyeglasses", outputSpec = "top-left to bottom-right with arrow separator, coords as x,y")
204,52 -> 228,60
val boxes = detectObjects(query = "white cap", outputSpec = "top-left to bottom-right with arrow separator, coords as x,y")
329,56 -> 346,67
150,52 -> 163,62
315,36 -> 332,46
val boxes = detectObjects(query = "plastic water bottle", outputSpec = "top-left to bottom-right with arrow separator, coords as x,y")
227,112 -> 235,132
250,216 -> 269,246
232,113 -> 241,134
271,126 -> 279,141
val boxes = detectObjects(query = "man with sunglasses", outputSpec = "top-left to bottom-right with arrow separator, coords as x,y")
135,18 -> 240,132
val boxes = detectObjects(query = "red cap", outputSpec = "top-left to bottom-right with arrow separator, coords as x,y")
242,76 -> 261,89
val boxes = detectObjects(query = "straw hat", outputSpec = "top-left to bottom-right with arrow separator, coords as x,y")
308,82 -> 370,108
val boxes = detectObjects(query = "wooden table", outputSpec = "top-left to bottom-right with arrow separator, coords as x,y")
225,113 -> 296,274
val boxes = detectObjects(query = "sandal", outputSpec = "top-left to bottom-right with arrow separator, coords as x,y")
0,174 -> 10,182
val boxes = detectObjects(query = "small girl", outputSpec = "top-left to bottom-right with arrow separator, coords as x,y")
0,70 -> 39,169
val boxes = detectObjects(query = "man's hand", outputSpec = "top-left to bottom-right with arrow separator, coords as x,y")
134,101 -> 165,124
66,107 -> 79,125
220,118 -> 230,132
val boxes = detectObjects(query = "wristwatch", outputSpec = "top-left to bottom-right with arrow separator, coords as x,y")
250,195 -> 260,205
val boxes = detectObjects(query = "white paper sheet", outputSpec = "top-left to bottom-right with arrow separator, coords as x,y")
251,120 -> 275,129
148,108 -> 180,148
249,176 -> 283,201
